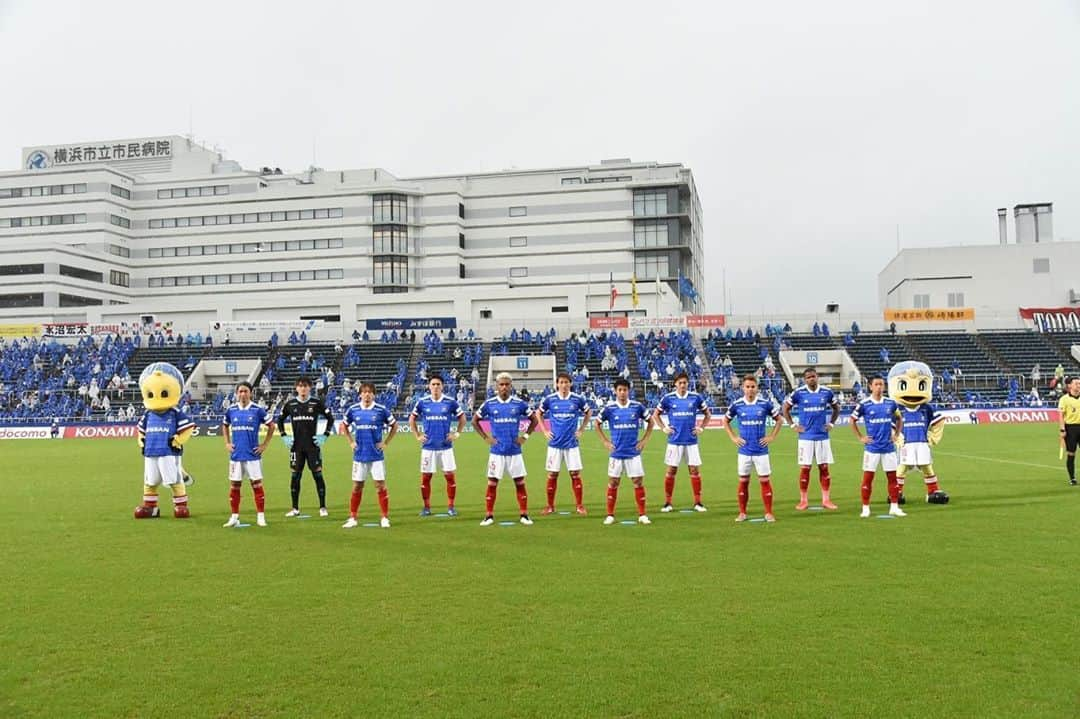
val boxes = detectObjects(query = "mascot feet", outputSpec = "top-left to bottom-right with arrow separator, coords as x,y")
134,505 -> 160,519
174,504 -> 191,518
926,490 -> 950,505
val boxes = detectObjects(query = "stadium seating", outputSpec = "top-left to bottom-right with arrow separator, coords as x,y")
979,331 -> 1079,376
843,332 -> 911,378
904,332 -> 1001,375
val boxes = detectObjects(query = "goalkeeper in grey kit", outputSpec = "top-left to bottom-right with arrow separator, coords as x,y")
277,376 -> 335,517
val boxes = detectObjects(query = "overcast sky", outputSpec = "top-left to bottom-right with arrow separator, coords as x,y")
1,0 -> 1077,314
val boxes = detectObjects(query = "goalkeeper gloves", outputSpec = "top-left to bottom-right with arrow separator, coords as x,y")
281,435 -> 294,450
315,434 -> 328,447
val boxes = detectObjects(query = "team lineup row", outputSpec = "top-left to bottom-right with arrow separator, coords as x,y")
137,368 -> 951,527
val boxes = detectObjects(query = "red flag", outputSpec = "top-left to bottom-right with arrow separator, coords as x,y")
609,273 -> 618,310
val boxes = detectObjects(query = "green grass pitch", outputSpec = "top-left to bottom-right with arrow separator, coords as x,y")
2,424 -> 1078,718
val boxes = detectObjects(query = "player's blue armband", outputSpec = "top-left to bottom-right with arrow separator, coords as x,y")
315,434 -> 328,447
282,435 -> 293,450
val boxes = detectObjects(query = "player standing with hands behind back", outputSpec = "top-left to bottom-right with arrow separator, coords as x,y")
277,377 -> 335,518
222,382 -> 276,528
783,367 -> 840,510
724,375 -> 783,522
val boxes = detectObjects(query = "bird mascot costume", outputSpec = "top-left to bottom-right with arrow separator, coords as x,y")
134,362 -> 195,518
888,361 -> 950,505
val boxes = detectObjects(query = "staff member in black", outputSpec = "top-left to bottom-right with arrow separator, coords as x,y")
278,377 -> 335,516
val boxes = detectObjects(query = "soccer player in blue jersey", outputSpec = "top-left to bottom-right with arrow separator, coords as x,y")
473,372 -> 538,526
222,382 -> 276,527
783,367 -> 840,510
342,382 -> 397,529
536,372 -> 592,515
653,372 -> 712,513
409,374 -> 466,517
724,375 -> 783,522
850,375 -> 906,518
595,378 -> 654,525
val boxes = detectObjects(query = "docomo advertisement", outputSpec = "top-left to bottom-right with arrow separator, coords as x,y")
0,426 -> 53,439
587,315 -> 725,330
1019,307 -> 1080,333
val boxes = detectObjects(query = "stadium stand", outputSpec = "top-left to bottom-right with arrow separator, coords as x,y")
904,332 -> 1001,376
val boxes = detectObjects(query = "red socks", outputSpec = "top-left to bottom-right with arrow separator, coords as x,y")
606,484 -> 618,515
760,480 -> 773,514
515,480 -> 528,514
798,466 -> 811,492
485,483 -> 497,515
420,472 -> 432,509
634,486 -> 646,516
886,471 -> 899,503
229,486 -> 241,513
861,470 -> 874,505
445,472 -> 457,507
570,472 -> 583,507
253,484 -> 265,512
664,470 -> 676,503
737,478 -> 750,514
546,473 -> 558,508
377,487 -> 389,518
690,471 -> 702,504
925,476 -> 939,494
349,484 -> 363,518
818,464 -> 831,491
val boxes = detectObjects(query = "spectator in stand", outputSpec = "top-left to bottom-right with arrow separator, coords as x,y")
879,347 -> 890,364
843,333 -> 854,347
821,322 -> 830,337
813,322 -> 821,337
850,321 -> 860,336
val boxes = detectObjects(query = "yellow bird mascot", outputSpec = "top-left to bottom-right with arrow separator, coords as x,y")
134,362 -> 195,518
888,361 -> 950,505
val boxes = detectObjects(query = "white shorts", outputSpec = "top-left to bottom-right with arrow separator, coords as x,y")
545,447 -> 583,472
420,449 -> 457,473
487,453 -> 527,479
797,439 -> 834,466
862,450 -> 899,472
607,456 -> 645,478
664,444 -> 702,467
737,454 -> 772,477
899,442 -> 932,466
144,455 -> 181,487
228,460 -> 264,482
352,460 -> 387,483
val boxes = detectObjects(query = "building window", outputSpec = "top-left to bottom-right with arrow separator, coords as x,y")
0,213 -> 86,228
585,175 -> 632,183
634,252 -> 669,280
373,226 -> 408,254
561,178 -> 582,185
0,292 -> 44,308
110,185 -> 131,199
459,263 -> 466,279
551,305 -> 569,313
107,244 -> 130,258
0,183 -> 85,199
1033,258 -> 1050,273
109,270 -> 130,287
148,208 -> 342,229
59,265 -> 103,283
373,194 -> 407,223
947,292 -> 965,308
109,215 -> 131,229
480,309 -> 493,319
509,206 -> 527,217
509,236 -> 527,247
634,219 -> 669,248
59,293 -> 103,307
633,189 -> 668,216
157,184 -> 230,199
459,232 -> 466,249
372,257 -> 409,286
0,263 -> 44,276
913,294 -> 930,309
458,202 -> 465,219
509,267 -> 528,278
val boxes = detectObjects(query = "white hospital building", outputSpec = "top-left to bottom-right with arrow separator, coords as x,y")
0,136 -> 704,333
